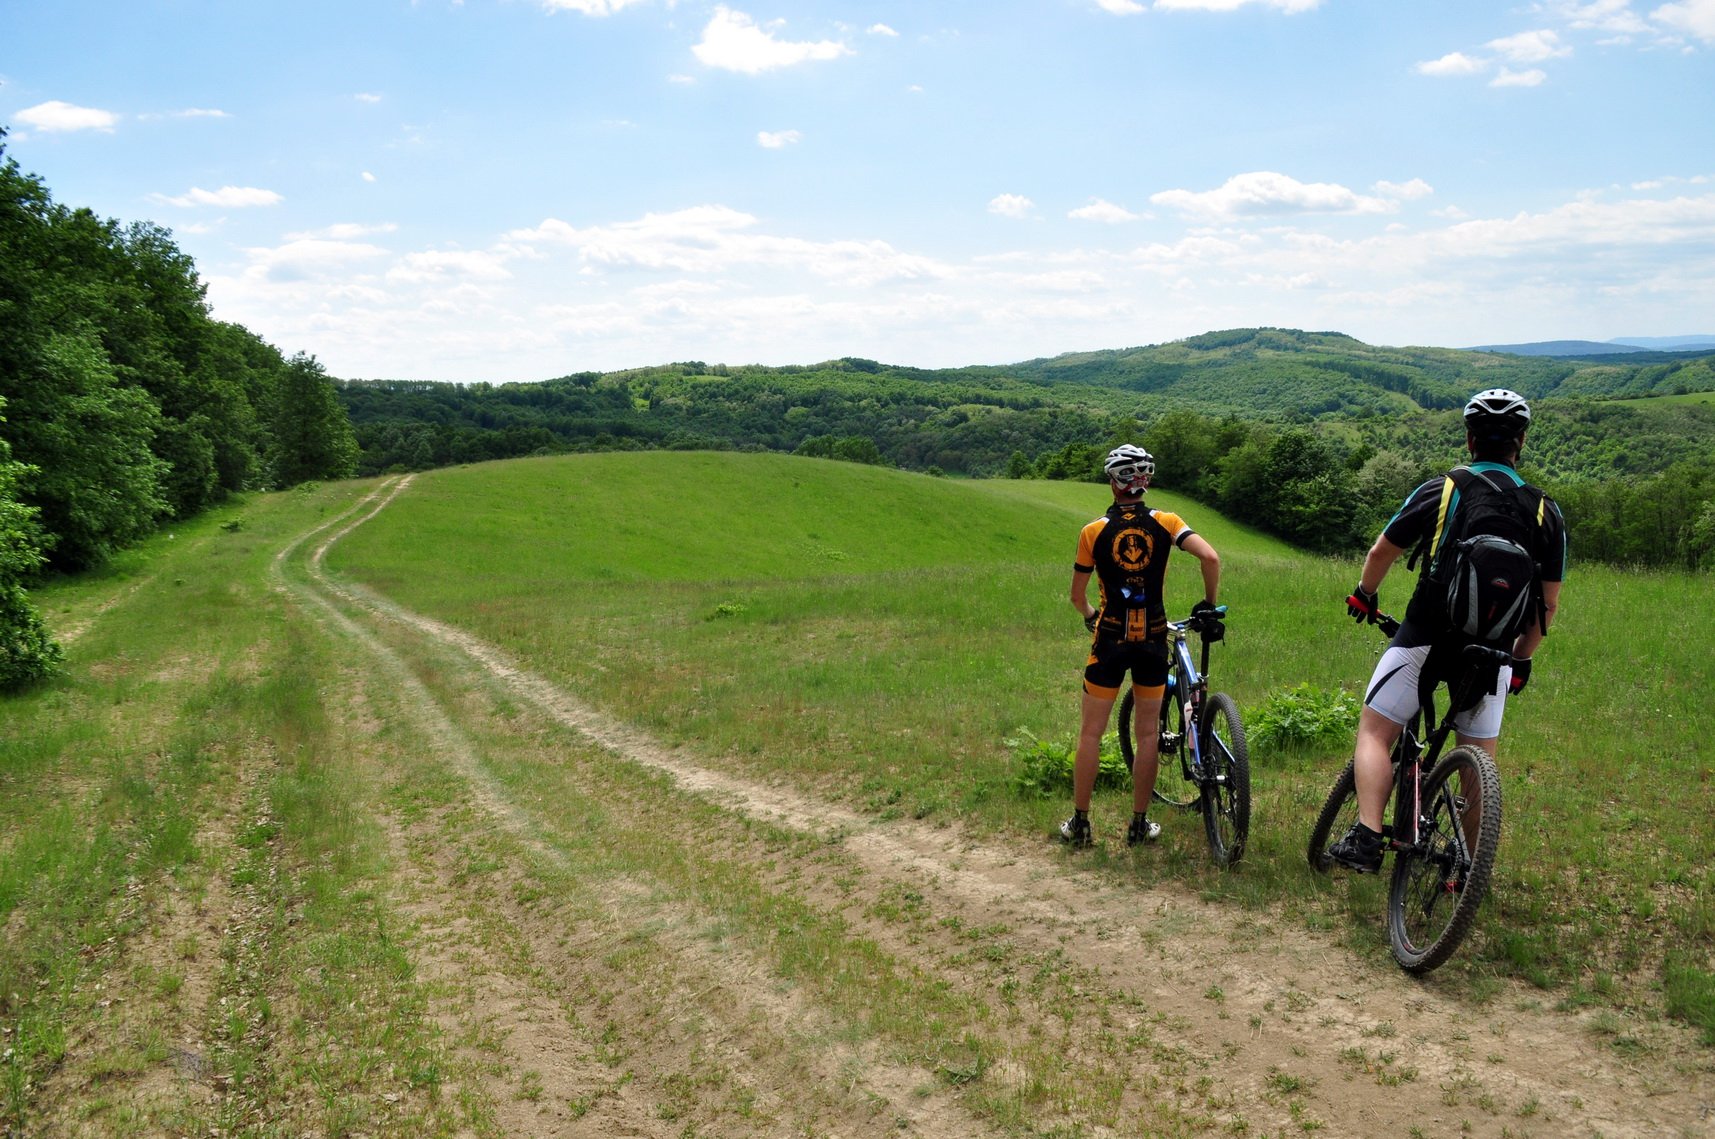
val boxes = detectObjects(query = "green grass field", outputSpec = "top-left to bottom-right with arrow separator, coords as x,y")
4,451 -> 1712,1135
326,452 -> 1715,1021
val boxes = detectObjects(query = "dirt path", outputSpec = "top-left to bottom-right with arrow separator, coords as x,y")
283,477 -> 1713,1138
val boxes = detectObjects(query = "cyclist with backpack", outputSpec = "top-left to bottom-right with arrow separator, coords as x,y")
1061,443 -> 1222,849
1329,389 -> 1568,873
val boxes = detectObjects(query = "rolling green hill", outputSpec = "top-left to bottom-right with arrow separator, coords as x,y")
339,328 -> 1715,485
323,452 -> 1714,1027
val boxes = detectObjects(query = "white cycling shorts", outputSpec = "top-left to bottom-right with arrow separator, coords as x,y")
1363,642 -> 1512,742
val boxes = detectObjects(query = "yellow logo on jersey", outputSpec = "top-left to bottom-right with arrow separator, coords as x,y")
1113,527 -> 1154,572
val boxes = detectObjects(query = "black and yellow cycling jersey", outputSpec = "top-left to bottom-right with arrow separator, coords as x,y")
1075,502 -> 1197,649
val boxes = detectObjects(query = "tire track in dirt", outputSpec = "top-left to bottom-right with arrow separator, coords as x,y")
279,479 -> 1005,1137
295,476 -> 1714,1139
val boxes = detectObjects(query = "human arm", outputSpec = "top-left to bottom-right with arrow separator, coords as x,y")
1180,533 -> 1220,606
1070,567 -> 1097,627
1511,579 -> 1560,663
1348,533 -> 1406,621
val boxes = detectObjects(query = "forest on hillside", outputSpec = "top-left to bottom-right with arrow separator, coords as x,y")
0,131 -> 358,686
337,343 -> 1715,573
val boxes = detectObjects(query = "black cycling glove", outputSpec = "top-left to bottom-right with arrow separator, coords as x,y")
1190,599 -> 1224,641
1509,657 -> 1532,695
1346,585 -> 1379,624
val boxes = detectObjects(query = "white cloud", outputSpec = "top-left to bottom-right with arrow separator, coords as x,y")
504,205 -> 946,285
1069,198 -> 1141,223
868,23 -> 898,36
362,171 -> 377,183
988,194 -> 1036,219
174,108 -> 230,119
154,185 -> 284,208
757,129 -> 802,149
1491,66 -> 1550,86
1093,0 -> 1147,13
389,249 -> 515,284
14,100 -> 119,132
693,7 -> 852,74
1416,51 -> 1486,76
1154,0 -> 1323,11
1651,0 -> 1715,43
1151,172 -> 1395,219
241,237 -> 390,282
1486,28 -> 1572,61
540,0 -> 648,13
356,92 -> 384,104
199,186 -> 1715,383
1375,178 -> 1435,200
1540,0 -> 1651,36
289,223 -> 398,241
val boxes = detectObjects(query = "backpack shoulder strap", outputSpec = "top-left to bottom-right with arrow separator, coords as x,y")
1406,471 -> 1460,573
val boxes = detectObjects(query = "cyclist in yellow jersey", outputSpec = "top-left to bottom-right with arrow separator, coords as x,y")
1061,444 -> 1222,848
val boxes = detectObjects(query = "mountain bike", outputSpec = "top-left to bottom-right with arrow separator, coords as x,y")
1306,613 -> 1506,974
1116,606 -> 1250,866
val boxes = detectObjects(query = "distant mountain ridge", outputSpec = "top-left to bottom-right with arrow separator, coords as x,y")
1468,335 -> 1715,356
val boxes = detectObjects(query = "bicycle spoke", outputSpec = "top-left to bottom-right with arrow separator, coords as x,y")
1386,746 -> 1502,974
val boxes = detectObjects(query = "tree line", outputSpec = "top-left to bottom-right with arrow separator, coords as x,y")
339,360 -> 1715,571
1020,407 -> 1715,572
0,131 -> 358,687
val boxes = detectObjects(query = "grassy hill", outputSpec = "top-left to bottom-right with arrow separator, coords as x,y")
327,453 -> 1713,1013
339,328 -> 1715,488
4,451 -> 1712,1136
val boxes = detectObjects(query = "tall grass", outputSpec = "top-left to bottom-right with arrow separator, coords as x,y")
0,485 -> 456,1135
328,451 -> 1715,1030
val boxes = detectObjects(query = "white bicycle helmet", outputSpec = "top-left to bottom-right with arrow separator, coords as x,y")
1463,388 -> 1531,438
1103,444 -> 1154,493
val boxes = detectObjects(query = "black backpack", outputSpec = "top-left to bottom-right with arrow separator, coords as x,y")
1409,467 -> 1546,646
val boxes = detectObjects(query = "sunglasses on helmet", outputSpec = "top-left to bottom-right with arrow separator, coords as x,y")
1110,461 -> 1153,483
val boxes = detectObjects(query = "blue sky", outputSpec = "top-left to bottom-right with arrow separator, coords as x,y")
4,0 -> 1714,382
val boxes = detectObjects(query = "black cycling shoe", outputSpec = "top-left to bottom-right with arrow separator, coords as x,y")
1059,813 -> 1093,848
1126,815 -> 1161,846
1327,822 -> 1385,873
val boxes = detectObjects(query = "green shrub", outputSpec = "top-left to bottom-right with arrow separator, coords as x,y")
1248,683 -> 1359,753
1005,728 -> 1130,797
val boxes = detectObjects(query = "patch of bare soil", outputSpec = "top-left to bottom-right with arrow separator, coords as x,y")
289,477 -> 1712,1138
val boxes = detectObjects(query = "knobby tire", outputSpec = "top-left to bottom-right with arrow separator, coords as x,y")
1306,760 -> 1360,874
1386,744 -> 1503,974
1198,691 -> 1250,866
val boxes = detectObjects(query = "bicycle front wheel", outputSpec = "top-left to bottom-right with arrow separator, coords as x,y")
1198,691 -> 1250,866
1387,744 -> 1502,974
1306,759 -> 1360,874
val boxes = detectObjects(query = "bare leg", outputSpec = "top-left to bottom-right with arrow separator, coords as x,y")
1073,689 -> 1116,811
1354,706 -> 1405,833
1130,692 -> 1164,815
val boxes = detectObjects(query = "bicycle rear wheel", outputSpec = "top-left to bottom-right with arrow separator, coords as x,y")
1306,759 -> 1360,874
1199,691 -> 1250,866
1387,744 -> 1502,974
1118,684 -> 1197,809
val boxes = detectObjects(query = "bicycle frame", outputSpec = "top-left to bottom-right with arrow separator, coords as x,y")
1165,622 -> 1208,776
1377,620 -> 1506,861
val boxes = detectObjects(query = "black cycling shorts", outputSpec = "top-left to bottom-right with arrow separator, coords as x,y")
1083,639 -> 1169,700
